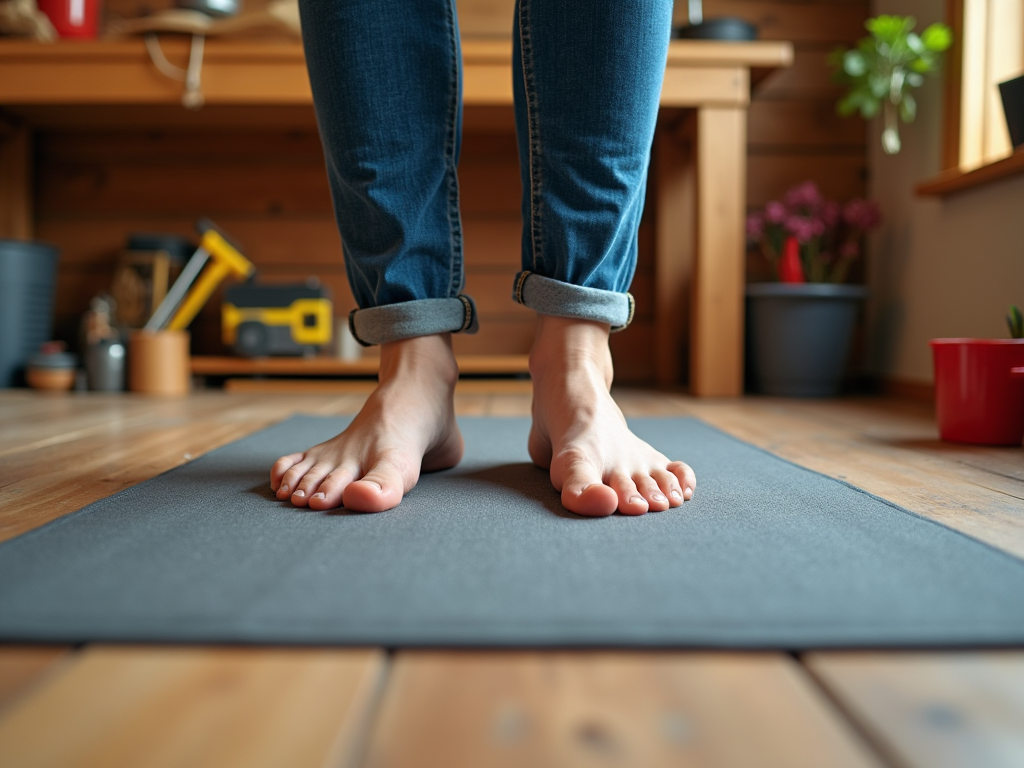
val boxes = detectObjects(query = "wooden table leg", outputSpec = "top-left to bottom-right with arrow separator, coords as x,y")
0,118 -> 32,240
654,114 -> 696,388
691,106 -> 746,397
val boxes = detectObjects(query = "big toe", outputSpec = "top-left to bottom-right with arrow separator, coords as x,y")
558,461 -> 617,517
342,460 -> 410,513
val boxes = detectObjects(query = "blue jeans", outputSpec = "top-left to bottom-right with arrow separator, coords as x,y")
299,0 -> 672,345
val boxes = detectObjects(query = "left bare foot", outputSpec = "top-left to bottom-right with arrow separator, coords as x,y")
528,315 -> 696,517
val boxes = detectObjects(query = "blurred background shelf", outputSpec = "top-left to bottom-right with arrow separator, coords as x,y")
0,32 -> 794,395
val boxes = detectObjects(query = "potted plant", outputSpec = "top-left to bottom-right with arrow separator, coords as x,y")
929,307 -> 1024,445
830,15 -> 952,154
745,181 -> 881,397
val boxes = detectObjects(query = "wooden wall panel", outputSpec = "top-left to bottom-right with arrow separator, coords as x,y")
754,47 -> 849,100
747,101 -> 868,147
747,153 -> 867,207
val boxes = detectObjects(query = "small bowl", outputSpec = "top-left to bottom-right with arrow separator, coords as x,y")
26,351 -> 78,392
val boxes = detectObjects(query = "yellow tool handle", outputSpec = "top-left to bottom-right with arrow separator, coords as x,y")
167,261 -> 231,331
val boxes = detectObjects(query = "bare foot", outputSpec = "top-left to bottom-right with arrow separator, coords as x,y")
528,315 -> 696,517
270,333 -> 463,512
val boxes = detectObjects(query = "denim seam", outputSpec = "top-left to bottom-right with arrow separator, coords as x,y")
616,293 -> 636,333
443,0 -> 463,299
457,294 -> 473,331
513,270 -> 530,305
348,308 -> 372,348
518,0 -> 542,273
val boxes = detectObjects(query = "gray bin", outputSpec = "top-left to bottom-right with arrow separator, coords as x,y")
0,240 -> 60,388
746,283 -> 867,397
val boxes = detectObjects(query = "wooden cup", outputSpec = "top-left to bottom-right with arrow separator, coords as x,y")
129,330 -> 191,396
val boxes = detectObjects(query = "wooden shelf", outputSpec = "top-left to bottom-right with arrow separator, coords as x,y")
916,147 -> 1024,196
0,38 -> 792,109
190,354 -> 530,377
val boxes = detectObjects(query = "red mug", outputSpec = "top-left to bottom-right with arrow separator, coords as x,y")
930,338 -> 1024,445
37,0 -> 101,39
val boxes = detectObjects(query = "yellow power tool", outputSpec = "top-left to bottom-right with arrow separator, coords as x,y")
144,219 -> 255,332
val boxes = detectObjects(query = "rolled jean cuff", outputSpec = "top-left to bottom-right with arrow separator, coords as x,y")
512,271 -> 635,331
348,295 -> 478,346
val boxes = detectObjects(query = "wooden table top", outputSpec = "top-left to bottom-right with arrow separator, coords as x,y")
0,38 -> 792,108
0,388 -> 1022,767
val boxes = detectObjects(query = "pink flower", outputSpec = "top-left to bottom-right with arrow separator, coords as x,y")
822,201 -> 841,228
764,201 -> 786,224
785,215 -> 817,243
750,185 -> 879,282
746,212 -> 765,241
843,199 -> 882,231
784,181 -> 823,210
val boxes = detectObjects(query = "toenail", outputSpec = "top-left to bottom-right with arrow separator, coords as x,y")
670,489 -> 682,500
312,492 -> 325,500
629,495 -> 645,505
684,488 -> 693,500
363,480 -> 382,491
652,492 -> 666,502
280,485 -> 289,494
292,489 -> 305,498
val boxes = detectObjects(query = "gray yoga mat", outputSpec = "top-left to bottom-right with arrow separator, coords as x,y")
2,415 -> 1023,648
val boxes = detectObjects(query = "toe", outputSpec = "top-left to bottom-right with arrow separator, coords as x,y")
342,457 -> 409,513
308,465 -> 357,510
276,457 -> 315,500
668,461 -> 696,500
652,469 -> 684,507
557,454 -> 617,517
291,462 -> 335,508
271,453 -> 304,492
610,472 -> 648,516
634,473 -> 669,512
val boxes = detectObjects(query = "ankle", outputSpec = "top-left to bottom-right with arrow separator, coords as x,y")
530,315 -> 614,388
378,333 -> 459,389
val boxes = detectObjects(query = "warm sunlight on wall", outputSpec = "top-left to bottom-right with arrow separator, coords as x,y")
958,0 -> 1024,169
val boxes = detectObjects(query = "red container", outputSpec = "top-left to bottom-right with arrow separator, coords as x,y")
37,0 -> 101,39
930,338 -> 1024,445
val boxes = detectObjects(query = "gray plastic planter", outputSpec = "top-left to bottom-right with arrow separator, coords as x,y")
746,283 -> 868,397
0,240 -> 59,388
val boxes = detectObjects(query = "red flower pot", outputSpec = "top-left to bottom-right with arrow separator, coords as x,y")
929,338 -> 1024,445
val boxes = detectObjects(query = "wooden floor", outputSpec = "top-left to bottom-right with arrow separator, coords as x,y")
1,387 -> 1023,767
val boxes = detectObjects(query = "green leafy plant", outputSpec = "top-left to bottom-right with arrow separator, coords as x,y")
1009,305 -> 1024,338
830,15 -> 953,155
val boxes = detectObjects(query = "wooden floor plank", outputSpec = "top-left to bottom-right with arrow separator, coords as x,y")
805,652 -> 1024,768
0,646 -> 71,713
362,652 -> 884,768
0,646 -> 386,768
0,393 -> 363,543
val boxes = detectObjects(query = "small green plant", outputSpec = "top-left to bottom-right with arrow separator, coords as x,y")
1009,305 -> 1024,338
830,15 -> 953,155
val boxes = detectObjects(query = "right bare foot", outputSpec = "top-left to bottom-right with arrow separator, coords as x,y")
270,333 -> 463,512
